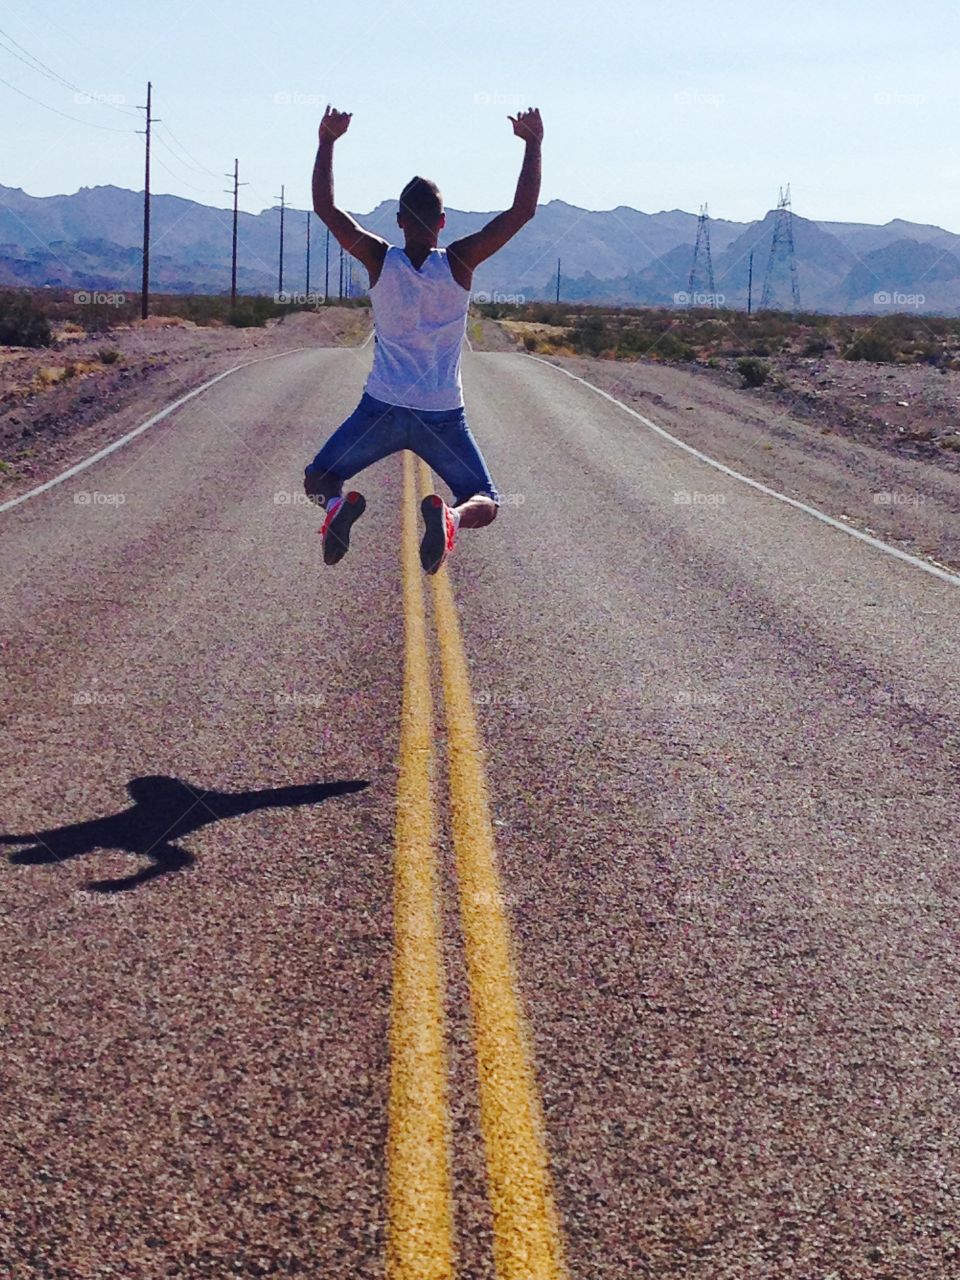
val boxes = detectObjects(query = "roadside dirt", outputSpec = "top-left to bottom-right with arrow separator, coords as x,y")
476,323 -> 960,573
752,355 -> 960,456
481,321 -> 960,457
467,312 -> 518,353
0,308 -> 371,502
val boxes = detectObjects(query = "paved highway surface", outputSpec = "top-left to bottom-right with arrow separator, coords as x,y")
2,342 -> 959,1279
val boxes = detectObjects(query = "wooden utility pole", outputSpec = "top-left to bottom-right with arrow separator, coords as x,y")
224,158 -> 247,308
305,212 -> 311,296
137,81 -> 158,320
747,250 -> 754,316
275,184 -> 286,293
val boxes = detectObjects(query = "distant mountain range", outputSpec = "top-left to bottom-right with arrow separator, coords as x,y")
1,182 -> 958,315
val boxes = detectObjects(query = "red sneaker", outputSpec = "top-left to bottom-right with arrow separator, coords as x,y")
420,494 -> 457,575
320,491 -> 366,565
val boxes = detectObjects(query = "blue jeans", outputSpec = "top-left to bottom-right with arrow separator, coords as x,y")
305,392 -> 500,507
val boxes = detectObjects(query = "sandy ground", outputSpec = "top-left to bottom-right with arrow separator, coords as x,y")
0,308 -> 372,501
742,354 -> 960,454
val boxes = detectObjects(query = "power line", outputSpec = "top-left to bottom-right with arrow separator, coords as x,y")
0,25 -> 139,115
155,120 -> 221,179
152,133 -> 224,193
0,72 -> 133,131
0,32 -> 77,92
152,148 -> 217,196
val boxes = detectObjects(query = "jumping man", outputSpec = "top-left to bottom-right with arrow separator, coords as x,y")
304,104 -> 543,573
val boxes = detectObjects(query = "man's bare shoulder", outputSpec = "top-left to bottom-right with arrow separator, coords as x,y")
444,243 -> 473,292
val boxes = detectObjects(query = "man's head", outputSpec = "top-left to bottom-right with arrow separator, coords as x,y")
397,176 -> 445,243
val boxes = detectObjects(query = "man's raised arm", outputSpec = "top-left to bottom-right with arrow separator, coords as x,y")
448,108 -> 543,285
312,106 -> 388,278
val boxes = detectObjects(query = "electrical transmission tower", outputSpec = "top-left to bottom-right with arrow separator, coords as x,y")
759,184 -> 801,311
687,203 -> 716,300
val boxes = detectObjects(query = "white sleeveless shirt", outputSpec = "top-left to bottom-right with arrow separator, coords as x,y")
364,246 -> 470,411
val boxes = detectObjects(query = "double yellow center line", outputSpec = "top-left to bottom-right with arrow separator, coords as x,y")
387,454 -> 567,1280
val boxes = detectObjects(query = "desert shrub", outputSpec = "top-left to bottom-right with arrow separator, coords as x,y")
228,296 -> 286,328
527,302 -> 567,326
475,301 -> 522,321
803,336 -> 830,356
175,294 -> 229,325
80,309 -> 115,335
523,334 -> 537,351
844,334 -> 896,362
737,356 -> 770,387
649,332 -> 695,362
98,348 -> 120,364
877,314 -> 920,344
910,343 -> 941,365
569,314 -> 614,356
0,291 -> 52,347
615,326 -> 651,355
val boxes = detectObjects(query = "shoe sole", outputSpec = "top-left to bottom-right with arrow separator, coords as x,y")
323,491 -> 366,565
419,494 -> 447,575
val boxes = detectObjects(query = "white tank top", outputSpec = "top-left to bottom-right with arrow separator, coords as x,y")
364,246 -> 470,410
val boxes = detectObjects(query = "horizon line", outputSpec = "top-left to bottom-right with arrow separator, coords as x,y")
1,180 -> 957,239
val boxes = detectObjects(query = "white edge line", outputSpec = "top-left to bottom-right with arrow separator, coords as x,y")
0,346 -> 311,516
526,353 -> 960,590
360,329 -> 374,349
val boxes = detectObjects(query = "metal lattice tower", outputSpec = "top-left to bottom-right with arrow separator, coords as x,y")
759,184 -> 801,311
687,203 -> 716,299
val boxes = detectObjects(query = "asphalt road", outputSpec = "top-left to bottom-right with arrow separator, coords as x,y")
2,342 -> 959,1279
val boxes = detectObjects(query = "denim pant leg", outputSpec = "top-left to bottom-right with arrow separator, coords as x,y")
406,406 -> 500,506
306,393 -> 406,482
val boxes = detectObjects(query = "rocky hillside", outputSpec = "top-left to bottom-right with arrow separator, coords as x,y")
1,183 -> 958,313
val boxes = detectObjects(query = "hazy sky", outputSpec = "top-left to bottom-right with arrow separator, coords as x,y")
2,0 -> 957,229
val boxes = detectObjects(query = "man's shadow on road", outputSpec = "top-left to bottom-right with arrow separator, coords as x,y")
1,774 -> 369,894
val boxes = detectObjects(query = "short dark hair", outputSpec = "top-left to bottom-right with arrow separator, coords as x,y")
399,176 -> 443,232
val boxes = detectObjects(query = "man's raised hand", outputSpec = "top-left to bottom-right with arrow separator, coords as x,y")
508,107 -> 543,143
319,105 -> 352,142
